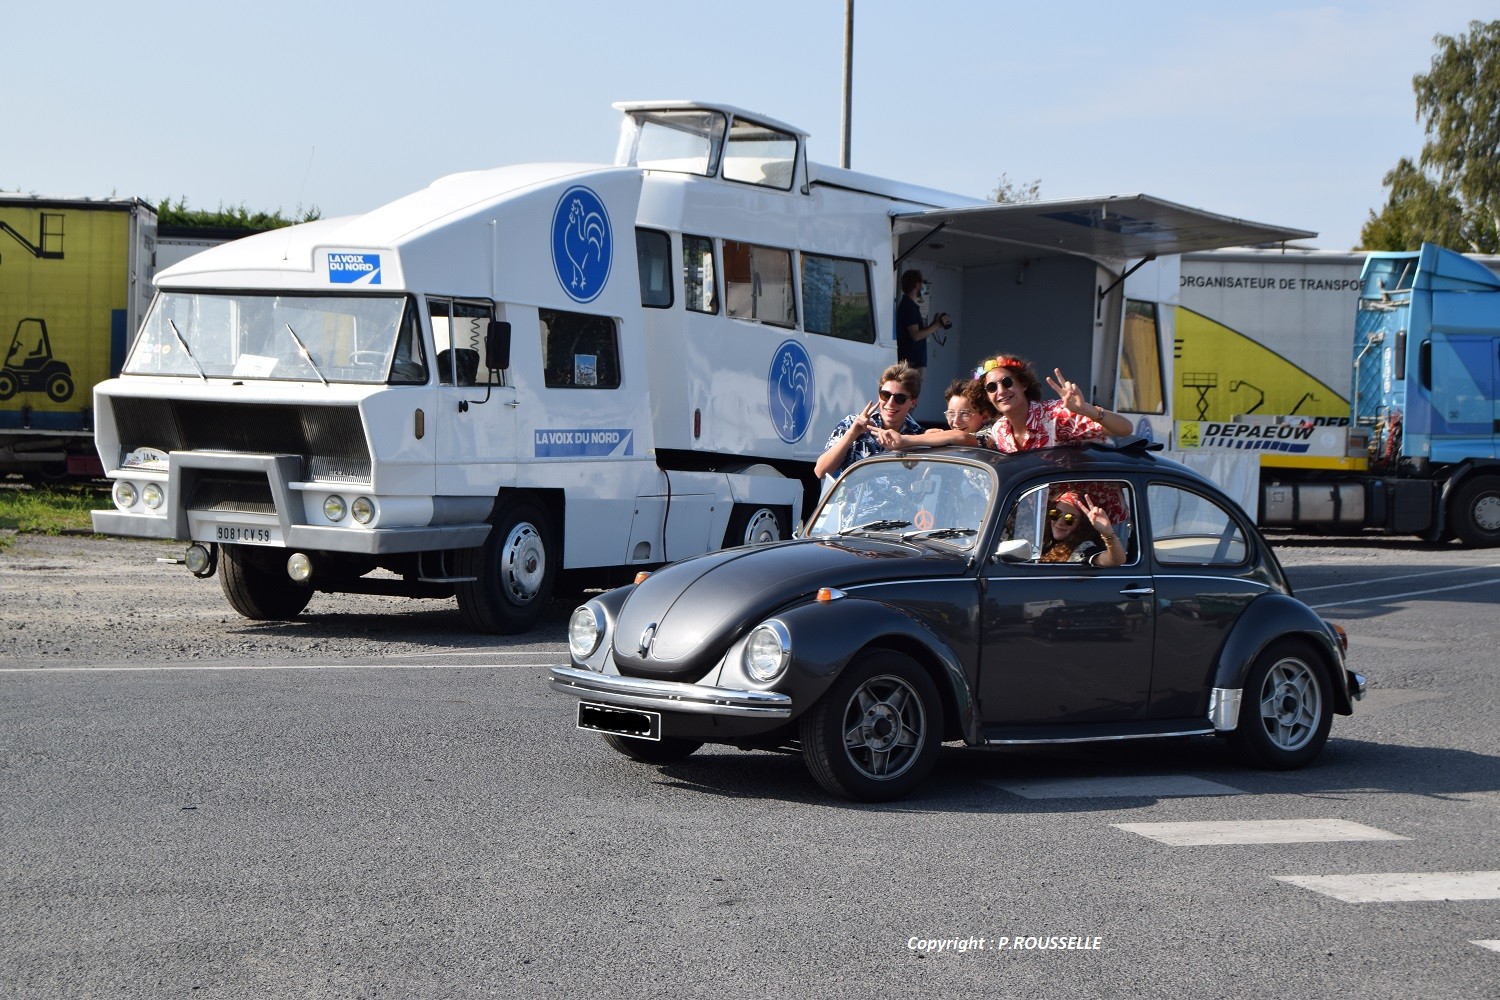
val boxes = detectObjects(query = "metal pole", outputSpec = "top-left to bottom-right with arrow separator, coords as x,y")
840,0 -> 853,168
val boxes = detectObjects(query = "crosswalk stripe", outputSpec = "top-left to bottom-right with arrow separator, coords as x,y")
1273,872 -> 1500,902
1112,819 -> 1408,846
989,775 -> 1243,800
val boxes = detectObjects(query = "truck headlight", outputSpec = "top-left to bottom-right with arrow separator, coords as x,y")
323,495 -> 347,522
568,605 -> 604,662
744,621 -> 791,683
351,496 -> 375,524
141,483 -> 164,509
112,481 -> 138,509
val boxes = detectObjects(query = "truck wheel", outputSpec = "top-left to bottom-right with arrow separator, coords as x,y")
800,649 -> 942,802
603,733 -> 703,763
219,545 -> 313,620
455,499 -> 556,634
723,504 -> 790,548
0,372 -> 15,401
1226,640 -> 1332,770
45,372 -> 74,403
1450,475 -> 1500,547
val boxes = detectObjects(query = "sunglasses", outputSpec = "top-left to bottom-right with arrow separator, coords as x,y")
943,409 -> 974,421
984,376 -> 1015,393
1047,508 -> 1079,526
878,389 -> 912,405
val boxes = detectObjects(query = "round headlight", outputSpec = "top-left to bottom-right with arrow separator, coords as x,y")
744,621 -> 791,683
351,496 -> 375,524
323,495 -> 347,521
287,552 -> 313,583
141,483 -> 164,509
568,605 -> 603,661
112,481 -> 138,509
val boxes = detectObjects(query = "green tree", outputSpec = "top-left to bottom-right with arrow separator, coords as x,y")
989,172 -> 1041,204
1361,19 -> 1500,252
155,197 -> 320,231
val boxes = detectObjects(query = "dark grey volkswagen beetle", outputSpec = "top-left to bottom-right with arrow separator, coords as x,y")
550,444 -> 1365,801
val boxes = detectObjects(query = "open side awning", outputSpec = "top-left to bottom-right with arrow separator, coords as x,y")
893,194 -> 1316,271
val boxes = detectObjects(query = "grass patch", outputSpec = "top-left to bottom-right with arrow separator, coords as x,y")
0,482 -> 108,535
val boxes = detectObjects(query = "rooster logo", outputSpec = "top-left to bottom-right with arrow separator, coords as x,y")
768,340 -> 814,443
551,186 -> 612,303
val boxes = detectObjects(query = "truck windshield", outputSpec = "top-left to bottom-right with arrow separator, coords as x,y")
125,292 -> 425,384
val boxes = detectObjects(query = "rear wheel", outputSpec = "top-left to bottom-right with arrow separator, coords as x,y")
800,649 -> 942,801
604,733 -> 703,763
219,545 -> 313,620
455,499 -> 556,634
1450,475 -> 1500,547
723,504 -> 790,548
1227,640 -> 1332,769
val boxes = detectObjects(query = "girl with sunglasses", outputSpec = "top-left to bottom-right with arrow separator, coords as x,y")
1040,489 -> 1125,568
974,355 -> 1135,454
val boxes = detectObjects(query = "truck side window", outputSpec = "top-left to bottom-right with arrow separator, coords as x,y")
429,297 -> 494,387
802,253 -> 874,343
683,235 -> 718,314
724,240 -> 795,329
1118,299 -> 1165,413
389,300 -> 428,384
541,309 -> 621,389
635,229 -> 673,309
720,117 -> 797,190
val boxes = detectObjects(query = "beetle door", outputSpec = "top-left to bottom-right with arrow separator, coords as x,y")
978,479 -> 1155,724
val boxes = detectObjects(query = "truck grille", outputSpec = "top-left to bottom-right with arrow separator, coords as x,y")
187,473 -> 277,514
111,399 -> 371,482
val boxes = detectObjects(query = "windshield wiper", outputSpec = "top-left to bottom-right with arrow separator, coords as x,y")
903,527 -> 977,541
166,319 -> 208,381
281,322 -> 329,386
840,518 -> 912,535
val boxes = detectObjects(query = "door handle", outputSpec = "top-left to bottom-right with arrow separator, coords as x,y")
1117,586 -> 1155,597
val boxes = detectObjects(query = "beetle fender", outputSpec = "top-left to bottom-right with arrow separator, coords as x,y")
768,597 -> 975,741
1213,593 -> 1351,714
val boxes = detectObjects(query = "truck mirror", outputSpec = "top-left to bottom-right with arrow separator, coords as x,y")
485,320 -> 511,371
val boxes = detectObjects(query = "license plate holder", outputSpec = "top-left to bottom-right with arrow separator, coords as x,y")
577,702 -> 662,741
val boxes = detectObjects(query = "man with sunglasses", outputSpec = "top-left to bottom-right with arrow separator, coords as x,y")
814,362 -> 925,480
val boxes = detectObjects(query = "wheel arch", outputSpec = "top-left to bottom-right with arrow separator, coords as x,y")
1213,593 -> 1351,715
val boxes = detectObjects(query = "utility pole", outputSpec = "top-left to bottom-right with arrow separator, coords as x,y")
840,0 -> 854,168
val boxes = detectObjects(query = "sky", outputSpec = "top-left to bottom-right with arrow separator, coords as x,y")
7,1 -> 1497,251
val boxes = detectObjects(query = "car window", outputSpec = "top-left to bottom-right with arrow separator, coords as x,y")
997,479 -> 1135,567
1147,483 -> 1247,565
808,457 -> 993,547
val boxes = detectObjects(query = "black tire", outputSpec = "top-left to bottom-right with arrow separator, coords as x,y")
45,372 -> 74,403
218,545 -> 313,620
1227,640 -> 1333,769
723,504 -> 791,548
455,499 -> 556,634
800,649 -> 942,801
603,733 -> 704,763
0,371 -> 15,401
1449,475 -> 1500,548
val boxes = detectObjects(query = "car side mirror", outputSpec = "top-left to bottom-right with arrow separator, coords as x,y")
994,538 -> 1033,563
485,320 -> 511,371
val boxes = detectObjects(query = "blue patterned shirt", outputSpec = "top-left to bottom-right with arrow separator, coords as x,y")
823,411 -> 925,475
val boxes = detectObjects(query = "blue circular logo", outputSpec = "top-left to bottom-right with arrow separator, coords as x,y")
768,340 -> 815,444
551,186 -> 612,303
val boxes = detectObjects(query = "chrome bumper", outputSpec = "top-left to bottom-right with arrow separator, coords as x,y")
549,665 -> 793,720
1349,671 -> 1367,701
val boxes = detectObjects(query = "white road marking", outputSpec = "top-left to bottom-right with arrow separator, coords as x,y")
1295,564 -> 1500,593
1113,819 -> 1408,846
1308,578 -> 1500,610
1273,871 -> 1500,902
1472,940 -> 1500,954
0,661 -> 557,674
990,775 -> 1243,799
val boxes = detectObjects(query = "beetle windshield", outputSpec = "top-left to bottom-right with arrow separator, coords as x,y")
809,457 -> 995,547
125,291 -> 426,385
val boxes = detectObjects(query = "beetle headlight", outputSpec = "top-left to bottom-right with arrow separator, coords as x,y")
323,495 -> 347,522
568,605 -> 604,662
112,481 -> 138,509
744,621 -> 791,683
351,496 -> 375,524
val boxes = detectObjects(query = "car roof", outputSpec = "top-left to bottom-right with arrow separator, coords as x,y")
864,441 -> 1216,493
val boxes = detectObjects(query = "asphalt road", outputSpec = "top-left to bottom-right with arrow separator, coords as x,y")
2,531 -> 1497,999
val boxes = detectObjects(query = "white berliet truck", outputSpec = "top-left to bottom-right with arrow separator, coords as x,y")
92,100 -> 1306,632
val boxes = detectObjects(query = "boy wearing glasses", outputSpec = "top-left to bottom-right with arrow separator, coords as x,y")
814,362 -> 925,480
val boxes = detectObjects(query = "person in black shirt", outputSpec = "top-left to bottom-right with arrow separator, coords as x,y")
895,269 -> 950,371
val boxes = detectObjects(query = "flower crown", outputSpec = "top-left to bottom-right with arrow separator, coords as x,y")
971,356 -> 1026,380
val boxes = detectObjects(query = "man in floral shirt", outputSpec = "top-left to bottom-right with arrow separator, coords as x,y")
814,362 -> 925,480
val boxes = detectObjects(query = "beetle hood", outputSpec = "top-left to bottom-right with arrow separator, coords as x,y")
611,536 -> 967,680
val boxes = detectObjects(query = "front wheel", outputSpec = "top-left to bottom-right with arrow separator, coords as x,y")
219,545 -> 313,620
800,649 -> 942,801
1449,475 -> 1500,547
604,733 -> 704,763
1226,640 -> 1332,769
455,499 -> 556,634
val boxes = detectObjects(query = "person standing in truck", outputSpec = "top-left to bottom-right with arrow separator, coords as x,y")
895,270 -> 950,372
815,362 -> 924,480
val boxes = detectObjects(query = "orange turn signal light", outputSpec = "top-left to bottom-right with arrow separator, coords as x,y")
634,571 -> 652,585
